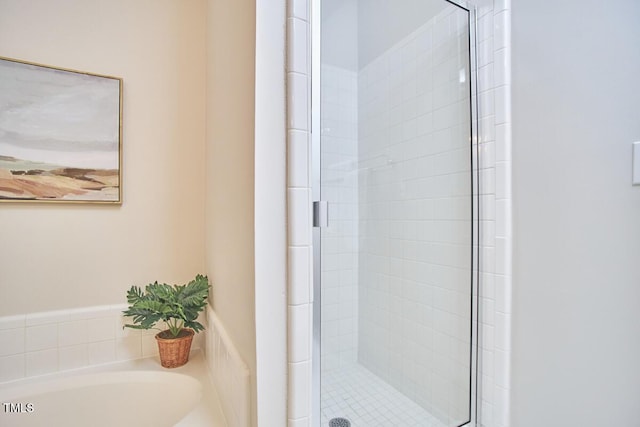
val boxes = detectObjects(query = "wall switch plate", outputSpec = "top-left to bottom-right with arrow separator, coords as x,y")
634,142 -> 640,185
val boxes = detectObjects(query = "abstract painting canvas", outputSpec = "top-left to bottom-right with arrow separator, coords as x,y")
0,57 -> 122,203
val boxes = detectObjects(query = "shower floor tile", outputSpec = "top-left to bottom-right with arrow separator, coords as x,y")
321,363 -> 447,427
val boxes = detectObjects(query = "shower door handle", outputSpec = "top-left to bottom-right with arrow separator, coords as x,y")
312,201 -> 328,228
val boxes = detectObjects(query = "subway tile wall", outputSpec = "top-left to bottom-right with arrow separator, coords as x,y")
286,0 -> 313,426
357,6 -> 472,425
286,1 -> 512,426
476,1 -> 513,426
320,64 -> 359,373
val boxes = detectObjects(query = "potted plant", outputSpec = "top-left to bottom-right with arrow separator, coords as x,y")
123,274 -> 210,368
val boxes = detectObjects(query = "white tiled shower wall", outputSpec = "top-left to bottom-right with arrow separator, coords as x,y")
286,0 -> 314,425
0,304 -> 205,383
286,0 -> 512,427
320,64 -> 359,373
475,2 -> 513,426
357,6 -> 472,425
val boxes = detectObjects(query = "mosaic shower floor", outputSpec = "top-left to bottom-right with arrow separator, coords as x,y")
321,363 -> 447,427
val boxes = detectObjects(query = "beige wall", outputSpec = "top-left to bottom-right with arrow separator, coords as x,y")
206,0 -> 257,425
0,0 -> 207,315
0,0 -> 260,423
512,1 -> 640,425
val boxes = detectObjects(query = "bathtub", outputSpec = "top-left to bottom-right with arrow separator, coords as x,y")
0,350 -> 226,427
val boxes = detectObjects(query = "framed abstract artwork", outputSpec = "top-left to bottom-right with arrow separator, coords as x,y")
0,57 -> 122,203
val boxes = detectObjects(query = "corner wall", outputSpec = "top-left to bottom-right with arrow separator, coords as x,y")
205,0 -> 257,426
0,0 -> 206,315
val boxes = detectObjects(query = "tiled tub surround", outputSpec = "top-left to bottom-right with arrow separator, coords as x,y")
286,0 -> 512,426
204,305 -> 251,427
0,304 -> 206,383
0,304 -> 251,426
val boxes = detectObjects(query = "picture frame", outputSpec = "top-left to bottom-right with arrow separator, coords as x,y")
0,56 -> 122,203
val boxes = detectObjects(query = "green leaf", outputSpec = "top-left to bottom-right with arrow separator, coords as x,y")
122,275 -> 210,334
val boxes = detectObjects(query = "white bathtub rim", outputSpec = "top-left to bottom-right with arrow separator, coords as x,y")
0,350 -> 227,427
0,370 -> 201,401
0,347 -> 202,387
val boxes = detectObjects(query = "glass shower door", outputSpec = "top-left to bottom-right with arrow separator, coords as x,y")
313,1 -> 477,426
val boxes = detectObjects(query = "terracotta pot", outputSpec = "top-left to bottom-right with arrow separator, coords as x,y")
155,328 -> 195,368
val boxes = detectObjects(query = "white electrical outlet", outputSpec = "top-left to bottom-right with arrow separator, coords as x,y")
634,142 -> 640,185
